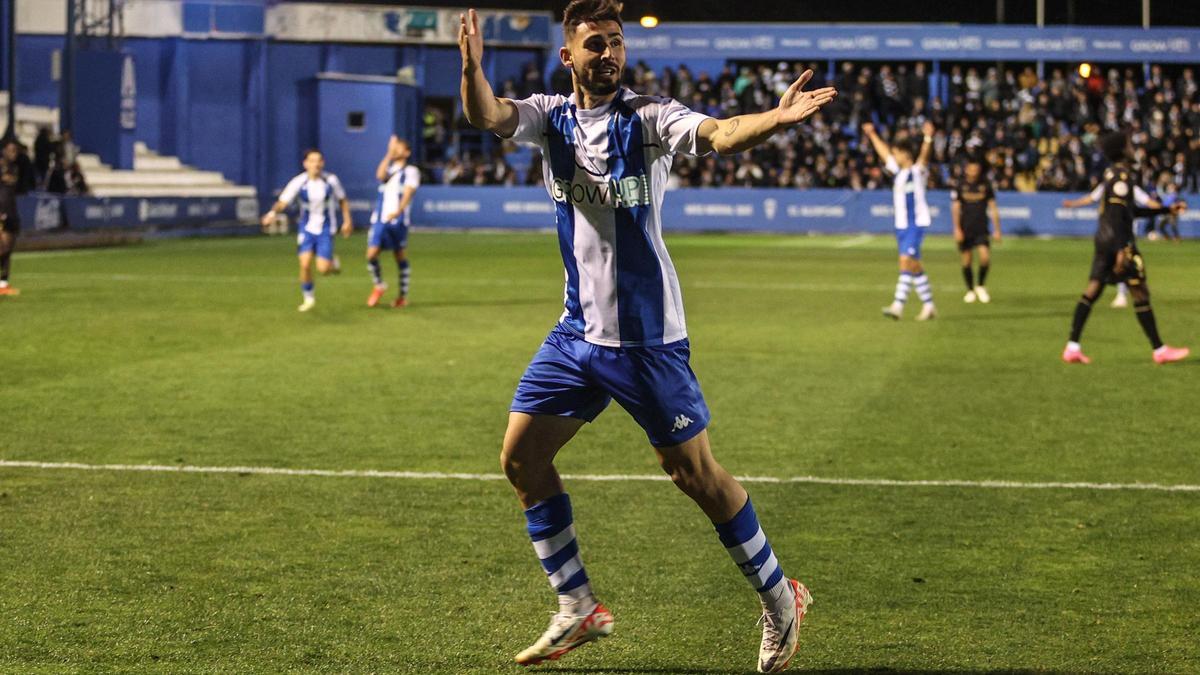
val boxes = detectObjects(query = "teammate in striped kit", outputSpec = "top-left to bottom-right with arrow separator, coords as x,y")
862,121 -> 937,321
460,2 -> 834,671
261,149 -> 352,312
367,136 -> 420,308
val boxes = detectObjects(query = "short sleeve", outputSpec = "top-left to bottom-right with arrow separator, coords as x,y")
507,94 -> 562,146
949,184 -> 960,202
884,157 -> 901,175
1087,184 -> 1105,203
277,175 -> 303,205
651,98 -> 714,157
1133,186 -> 1152,206
403,166 -> 422,190
327,174 -> 347,200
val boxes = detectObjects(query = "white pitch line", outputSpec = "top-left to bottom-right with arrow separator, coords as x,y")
1,460 -> 1198,493
835,234 -> 874,248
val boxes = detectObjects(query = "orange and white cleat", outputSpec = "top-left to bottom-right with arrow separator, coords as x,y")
367,284 -> 387,308
514,601 -> 614,666
758,579 -> 812,673
0,285 -> 20,297
1062,344 -> 1091,364
392,296 -> 408,309
1153,345 -> 1189,364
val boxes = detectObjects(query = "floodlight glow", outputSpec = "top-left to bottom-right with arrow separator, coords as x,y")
640,15 -> 659,28
1078,63 -> 1092,78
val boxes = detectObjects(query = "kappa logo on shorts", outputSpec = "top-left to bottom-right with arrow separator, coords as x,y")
671,415 -> 694,432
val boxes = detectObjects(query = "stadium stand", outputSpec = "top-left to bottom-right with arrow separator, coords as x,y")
452,61 -> 1200,196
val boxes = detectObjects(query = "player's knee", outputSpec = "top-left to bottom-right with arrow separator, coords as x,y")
658,453 -> 706,493
500,444 -> 550,487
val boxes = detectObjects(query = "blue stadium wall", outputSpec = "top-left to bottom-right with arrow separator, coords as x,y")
10,2 -> 548,211
408,186 -> 1200,239
17,187 -> 1197,237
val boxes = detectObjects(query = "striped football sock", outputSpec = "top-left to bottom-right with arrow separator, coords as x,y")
914,273 -> 934,305
894,272 -> 913,306
714,498 -> 789,606
525,493 -> 594,611
399,259 -> 411,297
367,258 -> 383,286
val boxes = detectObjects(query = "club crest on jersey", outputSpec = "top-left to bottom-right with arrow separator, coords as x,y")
551,175 -> 650,209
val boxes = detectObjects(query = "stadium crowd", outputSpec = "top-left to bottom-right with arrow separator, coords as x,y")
430,60 -> 1200,198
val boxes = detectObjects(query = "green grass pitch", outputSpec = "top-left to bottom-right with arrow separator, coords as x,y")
1,230 -> 1198,673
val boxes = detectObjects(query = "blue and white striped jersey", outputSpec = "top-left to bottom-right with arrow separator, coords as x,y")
278,172 -> 346,235
885,157 -> 931,229
508,89 -> 713,348
374,164 -> 421,227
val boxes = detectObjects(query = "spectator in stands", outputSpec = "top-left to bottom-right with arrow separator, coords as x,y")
33,128 -> 53,187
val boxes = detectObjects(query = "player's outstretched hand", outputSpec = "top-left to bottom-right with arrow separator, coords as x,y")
260,212 -> 276,229
922,120 -> 935,138
1171,201 -> 1188,215
776,70 -> 837,126
459,9 -> 484,71
340,222 -> 354,239
861,122 -> 875,136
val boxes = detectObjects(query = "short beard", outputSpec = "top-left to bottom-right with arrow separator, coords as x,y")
574,65 -> 621,97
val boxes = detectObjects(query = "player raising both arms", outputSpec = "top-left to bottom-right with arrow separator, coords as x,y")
1060,132 -> 1188,365
367,136 -> 420,308
951,157 -> 1002,303
863,121 -> 937,321
261,149 -> 352,312
460,2 -> 835,671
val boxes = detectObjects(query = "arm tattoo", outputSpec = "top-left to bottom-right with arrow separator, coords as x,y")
723,119 -> 740,137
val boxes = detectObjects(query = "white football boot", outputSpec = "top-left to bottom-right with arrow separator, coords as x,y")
298,297 -> 316,312
916,303 -> 937,321
882,302 -> 904,320
963,290 -> 977,303
974,286 -> 991,304
758,579 -> 813,673
514,601 -> 614,666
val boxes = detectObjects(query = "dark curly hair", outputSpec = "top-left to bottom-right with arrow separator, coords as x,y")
562,0 -> 623,38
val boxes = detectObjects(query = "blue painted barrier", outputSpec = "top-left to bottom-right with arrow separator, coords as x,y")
15,194 -> 259,231
411,186 -> 1198,238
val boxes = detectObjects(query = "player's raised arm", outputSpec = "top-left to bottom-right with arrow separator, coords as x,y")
916,121 -> 935,167
459,9 -> 519,138
376,136 -> 399,182
1061,184 -> 1103,208
696,70 -> 836,155
860,122 -> 892,166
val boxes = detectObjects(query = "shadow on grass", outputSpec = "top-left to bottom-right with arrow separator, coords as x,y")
549,662 -> 1099,667
939,309 -> 1067,322
398,297 -> 551,310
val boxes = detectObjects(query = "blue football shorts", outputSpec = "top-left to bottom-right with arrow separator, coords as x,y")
297,230 -> 334,261
896,226 -> 926,260
511,323 -> 711,447
368,221 -> 409,251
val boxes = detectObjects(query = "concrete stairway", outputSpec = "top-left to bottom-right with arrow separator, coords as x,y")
79,143 -> 256,198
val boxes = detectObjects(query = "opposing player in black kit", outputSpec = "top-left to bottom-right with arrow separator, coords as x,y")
1060,132 -> 1188,365
951,158 -> 1001,303
0,139 -> 29,297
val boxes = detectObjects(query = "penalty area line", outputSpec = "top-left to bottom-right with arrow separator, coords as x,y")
1,460 -> 1199,493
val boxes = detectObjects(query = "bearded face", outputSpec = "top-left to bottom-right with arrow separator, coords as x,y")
563,20 -> 625,99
